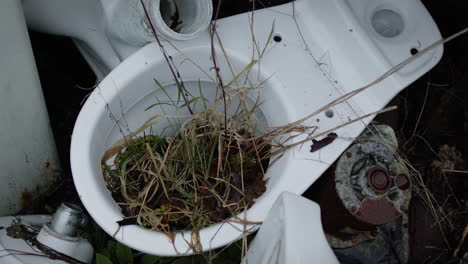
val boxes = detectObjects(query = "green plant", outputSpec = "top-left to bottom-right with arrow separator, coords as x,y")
93,238 -> 243,264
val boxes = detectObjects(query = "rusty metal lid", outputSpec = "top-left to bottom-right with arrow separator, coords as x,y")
367,166 -> 391,194
354,197 -> 401,225
395,174 -> 411,190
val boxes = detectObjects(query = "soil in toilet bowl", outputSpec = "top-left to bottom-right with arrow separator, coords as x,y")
101,107 -> 271,236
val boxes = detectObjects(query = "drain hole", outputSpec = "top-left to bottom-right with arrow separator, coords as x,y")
410,48 -> 419,55
371,9 -> 404,38
160,0 -> 182,32
273,34 -> 282,43
325,109 -> 334,118
159,0 -> 210,34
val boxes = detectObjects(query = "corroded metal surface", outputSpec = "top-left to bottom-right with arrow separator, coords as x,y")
305,125 -> 411,262
334,125 -> 411,228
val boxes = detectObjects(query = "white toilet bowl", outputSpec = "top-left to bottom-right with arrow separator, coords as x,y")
70,0 -> 442,256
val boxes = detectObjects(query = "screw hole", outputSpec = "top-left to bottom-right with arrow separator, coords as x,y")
371,9 -> 405,38
325,109 -> 334,118
273,34 -> 282,43
410,48 -> 419,55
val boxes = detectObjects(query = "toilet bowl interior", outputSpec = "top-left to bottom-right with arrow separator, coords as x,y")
76,43 -> 307,254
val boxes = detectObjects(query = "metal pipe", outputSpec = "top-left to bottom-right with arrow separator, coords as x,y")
48,203 -> 87,237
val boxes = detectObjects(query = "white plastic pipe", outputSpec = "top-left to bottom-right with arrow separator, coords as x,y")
242,192 -> 339,264
37,203 -> 93,264
103,0 -> 213,45
22,0 -> 213,78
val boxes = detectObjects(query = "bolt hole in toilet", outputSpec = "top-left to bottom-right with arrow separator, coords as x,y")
273,34 -> 282,42
325,109 -> 335,118
371,9 -> 405,38
68,0 -> 443,257
410,48 -> 419,55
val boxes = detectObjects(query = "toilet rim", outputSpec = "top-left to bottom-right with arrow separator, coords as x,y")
71,42 -> 314,255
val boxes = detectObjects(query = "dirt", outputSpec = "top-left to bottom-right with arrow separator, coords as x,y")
105,131 -> 269,232
310,133 -> 338,153
6,218 -> 38,241
21,188 -> 40,210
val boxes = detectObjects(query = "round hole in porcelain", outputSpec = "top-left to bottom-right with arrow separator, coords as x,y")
371,9 -> 404,38
158,0 -> 212,36
273,34 -> 282,43
325,109 -> 334,118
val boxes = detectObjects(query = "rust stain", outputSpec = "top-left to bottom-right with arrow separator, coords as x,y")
310,133 -> 338,152
21,186 -> 41,210
21,191 -> 34,209
45,159 -> 59,182
354,197 -> 401,226
45,160 -> 51,169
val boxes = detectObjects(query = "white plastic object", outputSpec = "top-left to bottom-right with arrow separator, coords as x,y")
103,0 -> 213,45
242,192 -> 339,264
340,0 -> 444,77
0,0 -> 60,216
0,211 -> 93,264
0,214 -> 93,264
71,0 -> 442,256
22,0 -> 213,79
36,203 -> 93,263
0,215 -> 63,264
37,225 -> 93,263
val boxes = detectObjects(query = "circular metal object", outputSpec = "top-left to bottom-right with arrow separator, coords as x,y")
334,125 -> 411,228
395,174 -> 411,190
367,167 -> 391,193
49,203 -> 87,237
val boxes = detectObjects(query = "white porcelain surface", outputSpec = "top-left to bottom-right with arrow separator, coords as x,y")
0,0 -> 60,216
243,192 -> 339,264
0,215 -> 65,264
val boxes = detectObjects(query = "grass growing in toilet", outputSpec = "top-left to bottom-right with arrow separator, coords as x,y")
98,1 -> 289,255
98,2 -> 382,255
101,79 -> 273,245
